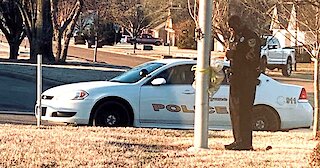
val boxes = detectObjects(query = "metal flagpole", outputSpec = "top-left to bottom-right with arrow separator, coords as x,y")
193,0 -> 213,149
37,54 -> 42,127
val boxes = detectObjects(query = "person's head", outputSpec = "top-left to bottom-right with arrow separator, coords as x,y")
228,15 -> 242,33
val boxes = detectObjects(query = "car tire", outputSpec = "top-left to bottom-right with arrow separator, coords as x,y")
92,101 -> 130,127
154,41 -> 161,46
260,56 -> 267,73
252,106 -> 280,131
281,57 -> 292,77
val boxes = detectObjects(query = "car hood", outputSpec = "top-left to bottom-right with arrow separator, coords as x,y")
43,81 -> 124,95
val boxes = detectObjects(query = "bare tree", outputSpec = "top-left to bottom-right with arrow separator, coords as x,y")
16,0 -> 54,62
51,0 -> 83,62
186,0 -> 276,53
110,0 -> 168,37
0,0 -> 25,59
212,0 -> 229,48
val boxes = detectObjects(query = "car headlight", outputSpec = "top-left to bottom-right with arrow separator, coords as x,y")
54,90 -> 89,100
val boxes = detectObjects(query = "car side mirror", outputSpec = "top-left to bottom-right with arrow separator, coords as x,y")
151,78 -> 166,86
139,69 -> 149,77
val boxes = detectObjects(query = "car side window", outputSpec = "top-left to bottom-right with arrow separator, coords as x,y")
147,64 -> 195,85
167,65 -> 194,84
270,38 -> 280,49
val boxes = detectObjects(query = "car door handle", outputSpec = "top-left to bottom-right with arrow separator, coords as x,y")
183,90 -> 195,95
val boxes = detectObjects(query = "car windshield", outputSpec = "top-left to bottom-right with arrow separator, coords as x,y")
109,62 -> 165,83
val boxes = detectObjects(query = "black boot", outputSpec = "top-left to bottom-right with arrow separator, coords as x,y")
225,142 -> 253,151
224,142 -> 239,150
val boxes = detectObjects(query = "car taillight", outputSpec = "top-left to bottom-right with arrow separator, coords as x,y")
299,88 -> 307,100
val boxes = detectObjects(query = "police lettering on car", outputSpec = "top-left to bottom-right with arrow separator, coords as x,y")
151,103 -> 228,114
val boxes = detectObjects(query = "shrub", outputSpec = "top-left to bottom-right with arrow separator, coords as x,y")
296,53 -> 312,63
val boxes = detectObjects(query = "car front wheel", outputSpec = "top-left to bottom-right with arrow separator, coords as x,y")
252,106 -> 280,131
92,101 -> 130,127
260,56 -> 267,73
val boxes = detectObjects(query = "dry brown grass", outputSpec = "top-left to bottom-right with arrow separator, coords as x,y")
0,124 -> 317,168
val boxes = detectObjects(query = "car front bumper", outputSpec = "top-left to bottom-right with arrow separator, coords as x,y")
35,99 -> 95,125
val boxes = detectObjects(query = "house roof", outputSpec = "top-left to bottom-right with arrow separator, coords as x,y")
270,4 -> 294,30
151,8 -> 192,31
270,3 -> 316,31
152,22 -> 166,31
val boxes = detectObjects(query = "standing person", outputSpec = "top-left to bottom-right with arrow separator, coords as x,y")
224,15 -> 261,150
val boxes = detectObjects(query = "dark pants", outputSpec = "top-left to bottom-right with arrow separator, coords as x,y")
229,80 -> 256,146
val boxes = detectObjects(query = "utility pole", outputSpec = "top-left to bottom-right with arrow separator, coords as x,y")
193,0 -> 213,149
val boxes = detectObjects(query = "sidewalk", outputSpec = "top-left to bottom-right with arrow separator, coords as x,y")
73,42 -> 226,59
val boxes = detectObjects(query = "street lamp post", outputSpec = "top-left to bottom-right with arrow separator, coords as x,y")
114,25 -> 120,46
93,11 -> 99,63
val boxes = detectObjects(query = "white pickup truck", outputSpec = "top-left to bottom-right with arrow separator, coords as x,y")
260,35 -> 296,77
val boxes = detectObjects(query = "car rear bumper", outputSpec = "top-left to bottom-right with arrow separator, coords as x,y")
279,102 -> 313,129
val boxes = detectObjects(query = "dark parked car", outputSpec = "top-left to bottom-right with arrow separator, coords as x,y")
127,34 -> 163,46
74,34 -> 86,45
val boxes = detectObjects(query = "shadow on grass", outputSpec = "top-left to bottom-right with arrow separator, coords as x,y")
107,141 -> 191,152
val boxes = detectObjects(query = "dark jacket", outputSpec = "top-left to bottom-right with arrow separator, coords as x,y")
228,26 -> 261,83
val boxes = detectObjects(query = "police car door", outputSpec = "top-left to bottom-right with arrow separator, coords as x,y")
208,69 -> 231,129
139,64 -> 195,128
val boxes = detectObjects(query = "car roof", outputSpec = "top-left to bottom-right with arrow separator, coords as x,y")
152,58 -> 230,67
153,58 -> 195,64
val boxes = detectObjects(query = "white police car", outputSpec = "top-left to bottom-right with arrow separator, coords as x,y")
37,59 -> 313,131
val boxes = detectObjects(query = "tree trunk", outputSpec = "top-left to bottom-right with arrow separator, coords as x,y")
29,36 -> 37,61
54,31 -> 63,62
61,34 -> 71,62
51,0 -> 83,63
8,42 -> 20,59
41,0 -> 54,62
29,0 -> 54,62
61,10 -> 81,62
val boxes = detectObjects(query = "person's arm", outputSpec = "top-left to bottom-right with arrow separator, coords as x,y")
245,37 -> 260,64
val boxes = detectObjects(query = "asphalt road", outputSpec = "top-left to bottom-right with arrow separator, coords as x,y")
67,45 -> 154,67
0,75 -> 53,113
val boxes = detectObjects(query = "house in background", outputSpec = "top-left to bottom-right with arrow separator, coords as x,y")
151,15 -> 225,52
151,11 -> 176,46
269,4 -> 316,48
